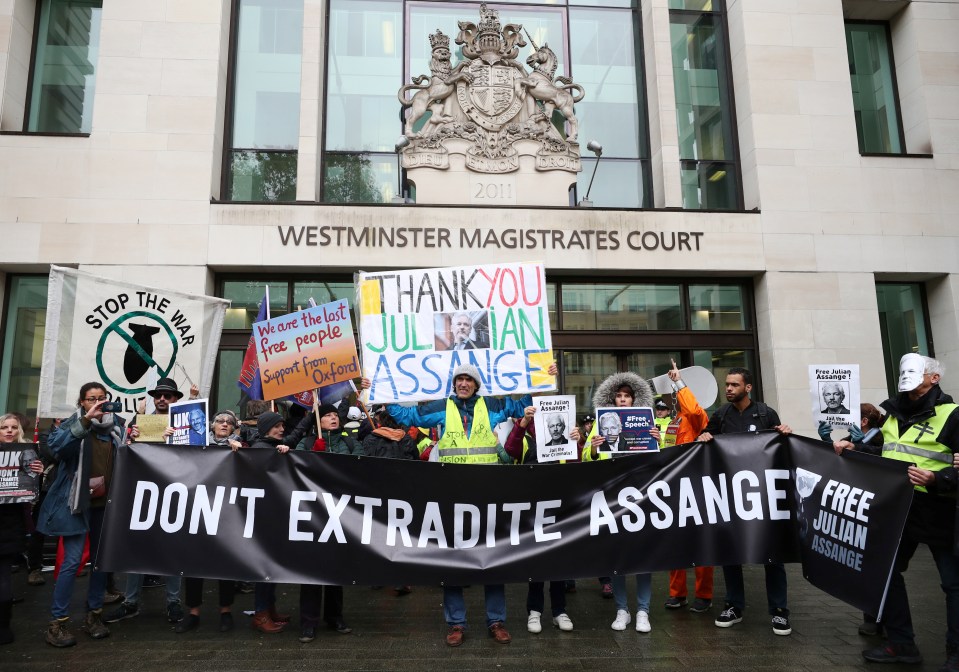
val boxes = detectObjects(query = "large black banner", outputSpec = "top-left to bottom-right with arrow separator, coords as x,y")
100,432 -> 912,615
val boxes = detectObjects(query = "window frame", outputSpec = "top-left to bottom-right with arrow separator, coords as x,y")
844,19 -> 908,157
668,0 -> 744,211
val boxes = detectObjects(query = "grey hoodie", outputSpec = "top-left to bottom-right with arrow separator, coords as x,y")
592,371 -> 655,410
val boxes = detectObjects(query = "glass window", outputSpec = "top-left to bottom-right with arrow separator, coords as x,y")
669,4 -> 739,210
323,152 -> 398,203
326,0 -> 402,153
625,351 -> 681,381
226,0 -> 303,201
561,284 -> 683,330
562,351 -> 617,413
213,350 -> 244,416
221,281 -> 290,329
576,158 -> 646,208
688,284 -> 746,330
292,281 -> 355,309
229,150 -> 298,202
693,348 -> 754,412
0,277 -> 48,416
845,22 -> 903,154
569,7 -> 645,160
27,0 -> 103,133
876,283 -> 931,396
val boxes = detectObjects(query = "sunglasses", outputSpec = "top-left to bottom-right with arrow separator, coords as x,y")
154,392 -> 178,400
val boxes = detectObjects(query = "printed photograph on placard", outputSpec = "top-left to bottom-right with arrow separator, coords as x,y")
594,407 -> 659,453
357,263 -> 556,404
809,365 -> 860,429
533,395 -> 577,463
0,445 -> 40,504
168,398 -> 208,446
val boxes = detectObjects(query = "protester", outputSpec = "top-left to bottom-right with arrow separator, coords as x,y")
386,362 -> 553,647
248,409 -> 314,633
696,367 -> 793,636
294,403 -> 357,642
36,384 -> 126,647
582,370 -> 659,634
837,354 -> 959,669
503,405 -> 578,635
106,377 -> 184,626
0,414 -> 43,645
657,363 -> 712,613
818,402 -> 884,450
175,410 -> 244,634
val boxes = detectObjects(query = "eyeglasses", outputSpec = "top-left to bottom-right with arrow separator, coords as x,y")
155,392 -> 178,400
84,397 -> 107,403
213,418 -> 235,425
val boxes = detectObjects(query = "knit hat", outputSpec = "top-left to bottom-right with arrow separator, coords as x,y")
452,363 -> 483,390
256,412 -> 283,437
316,403 -> 338,418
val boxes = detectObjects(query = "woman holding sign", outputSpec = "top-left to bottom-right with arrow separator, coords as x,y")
0,414 -> 43,645
582,371 -> 659,634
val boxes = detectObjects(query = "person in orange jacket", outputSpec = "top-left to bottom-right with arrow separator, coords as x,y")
659,361 -> 713,614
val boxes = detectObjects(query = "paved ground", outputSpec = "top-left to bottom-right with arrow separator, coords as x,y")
3,555 -> 952,672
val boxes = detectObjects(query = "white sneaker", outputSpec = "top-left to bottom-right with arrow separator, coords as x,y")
611,609 -> 631,631
552,613 -> 573,631
635,610 -> 651,633
527,610 -> 542,634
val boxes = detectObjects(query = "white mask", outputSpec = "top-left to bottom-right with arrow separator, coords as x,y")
898,353 -> 925,393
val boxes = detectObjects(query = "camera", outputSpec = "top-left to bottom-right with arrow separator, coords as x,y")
101,401 -> 123,413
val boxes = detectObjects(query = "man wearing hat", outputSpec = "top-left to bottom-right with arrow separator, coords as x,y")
653,398 -> 671,434
386,361 -> 557,647
105,377 -> 186,626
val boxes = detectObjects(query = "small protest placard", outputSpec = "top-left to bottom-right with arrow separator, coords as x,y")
809,365 -> 860,429
594,407 -> 659,453
533,396 -> 577,463
135,415 -> 169,443
168,398 -> 208,446
0,445 -> 39,503
254,299 -> 360,400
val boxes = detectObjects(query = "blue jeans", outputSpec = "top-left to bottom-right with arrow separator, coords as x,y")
443,585 -> 506,628
51,507 -> 109,618
123,572 -> 181,607
722,563 -> 788,615
883,537 -> 959,647
612,573 -> 651,613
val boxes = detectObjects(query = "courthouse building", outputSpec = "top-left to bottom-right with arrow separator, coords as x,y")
0,0 -> 957,425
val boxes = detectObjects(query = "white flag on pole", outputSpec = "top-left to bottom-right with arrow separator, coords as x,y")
38,266 -> 229,417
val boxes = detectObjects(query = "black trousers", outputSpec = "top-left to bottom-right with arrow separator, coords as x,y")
184,577 -> 235,609
298,585 -> 343,627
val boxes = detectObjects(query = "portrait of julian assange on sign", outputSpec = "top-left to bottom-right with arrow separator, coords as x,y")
808,364 -> 860,429
533,395 -> 577,463
594,407 -> 659,453
356,262 -> 555,403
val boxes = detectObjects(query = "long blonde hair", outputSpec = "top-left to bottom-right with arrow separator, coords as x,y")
0,413 -> 25,442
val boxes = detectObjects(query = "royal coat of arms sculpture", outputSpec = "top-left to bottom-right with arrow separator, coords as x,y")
397,5 -> 585,204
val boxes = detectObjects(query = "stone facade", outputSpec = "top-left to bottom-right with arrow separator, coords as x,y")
0,0 -> 957,425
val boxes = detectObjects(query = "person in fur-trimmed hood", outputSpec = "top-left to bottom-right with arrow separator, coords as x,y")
582,371 -> 655,460
582,369 -> 659,636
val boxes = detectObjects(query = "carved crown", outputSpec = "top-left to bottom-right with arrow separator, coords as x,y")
476,4 -> 503,53
429,30 -> 450,51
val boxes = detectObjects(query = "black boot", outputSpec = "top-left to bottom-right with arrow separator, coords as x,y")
0,600 -> 13,645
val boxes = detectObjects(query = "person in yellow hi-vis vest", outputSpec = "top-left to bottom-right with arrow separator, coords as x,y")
836,354 -> 959,670
386,362 -> 558,648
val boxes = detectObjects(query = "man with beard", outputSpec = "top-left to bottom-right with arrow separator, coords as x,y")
836,354 -> 959,670
821,382 -> 851,415
697,367 -> 793,636
446,312 -> 482,350
105,377 -> 185,626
